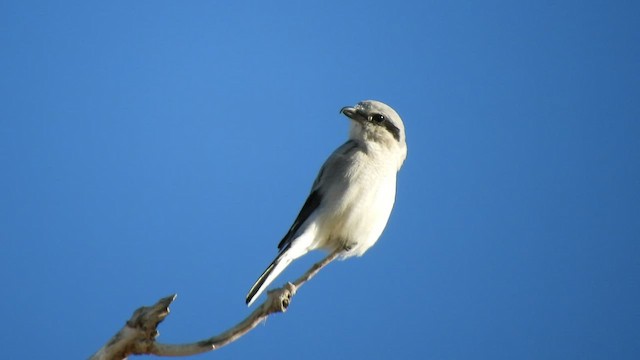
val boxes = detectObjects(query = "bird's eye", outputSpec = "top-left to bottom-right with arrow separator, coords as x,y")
371,114 -> 385,123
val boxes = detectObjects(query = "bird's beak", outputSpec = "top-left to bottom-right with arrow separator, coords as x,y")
340,106 -> 367,123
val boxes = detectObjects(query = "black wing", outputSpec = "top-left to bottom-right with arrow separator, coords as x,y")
277,189 -> 322,251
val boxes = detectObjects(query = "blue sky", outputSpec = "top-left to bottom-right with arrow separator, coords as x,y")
1,1 -> 639,359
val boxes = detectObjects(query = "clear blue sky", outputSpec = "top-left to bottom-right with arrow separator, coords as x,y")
1,1 -> 638,359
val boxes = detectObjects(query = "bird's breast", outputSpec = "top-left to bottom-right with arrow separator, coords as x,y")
316,155 -> 397,256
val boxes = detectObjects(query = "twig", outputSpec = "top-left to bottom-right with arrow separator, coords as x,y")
89,250 -> 341,359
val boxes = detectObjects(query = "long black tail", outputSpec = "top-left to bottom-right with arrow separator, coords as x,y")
246,249 -> 292,306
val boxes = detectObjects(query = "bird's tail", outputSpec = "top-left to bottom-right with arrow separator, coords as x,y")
246,249 -> 293,306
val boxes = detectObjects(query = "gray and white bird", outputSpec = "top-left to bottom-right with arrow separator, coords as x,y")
246,100 -> 407,306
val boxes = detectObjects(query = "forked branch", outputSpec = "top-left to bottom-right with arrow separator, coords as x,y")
90,250 -> 341,359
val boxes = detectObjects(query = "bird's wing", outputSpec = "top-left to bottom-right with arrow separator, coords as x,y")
276,139 -> 360,251
277,189 -> 321,251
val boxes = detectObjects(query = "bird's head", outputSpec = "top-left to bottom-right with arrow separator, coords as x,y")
340,100 -> 407,169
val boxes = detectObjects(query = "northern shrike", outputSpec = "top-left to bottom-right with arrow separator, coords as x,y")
246,100 -> 407,306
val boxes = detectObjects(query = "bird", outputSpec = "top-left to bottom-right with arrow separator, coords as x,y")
245,100 -> 407,306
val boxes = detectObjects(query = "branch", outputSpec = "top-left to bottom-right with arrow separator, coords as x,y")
90,250 -> 341,359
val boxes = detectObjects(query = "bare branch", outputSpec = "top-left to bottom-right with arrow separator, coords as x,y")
90,250 -> 341,359
90,294 -> 175,360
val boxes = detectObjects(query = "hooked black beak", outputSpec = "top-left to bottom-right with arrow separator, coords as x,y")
340,106 -> 367,122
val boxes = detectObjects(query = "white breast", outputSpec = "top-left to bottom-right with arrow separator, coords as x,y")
314,150 -> 398,257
